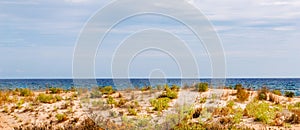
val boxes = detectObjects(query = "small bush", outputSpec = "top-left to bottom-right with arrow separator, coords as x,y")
115,98 -> 127,108
192,107 -> 202,118
245,101 -> 276,124
128,108 -> 137,116
107,96 -> 116,107
90,88 -> 102,98
272,90 -> 282,96
55,95 -> 63,101
36,93 -> 58,104
227,100 -> 235,108
141,86 -> 152,91
55,113 -> 68,122
150,97 -> 170,111
257,87 -> 268,100
236,86 -> 249,102
49,87 -> 63,94
100,86 -> 115,95
233,107 -> 243,124
285,91 -> 295,98
196,82 -> 209,92
159,86 -> 178,99
20,88 -> 34,97
199,97 -> 207,104
170,85 -> 180,92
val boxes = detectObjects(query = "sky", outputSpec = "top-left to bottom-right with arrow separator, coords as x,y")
0,0 -> 300,78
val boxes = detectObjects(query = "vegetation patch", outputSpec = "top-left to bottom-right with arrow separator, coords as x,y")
195,82 -> 209,92
150,97 -> 171,111
236,84 -> 249,102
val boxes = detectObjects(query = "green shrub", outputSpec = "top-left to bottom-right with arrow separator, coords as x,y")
20,88 -> 34,97
115,98 -> 127,108
235,84 -> 243,90
257,87 -> 268,100
227,100 -> 235,108
150,97 -> 170,111
199,97 -> 207,104
37,93 -> 56,104
196,82 -> 209,92
100,86 -> 115,95
285,91 -> 295,98
170,85 -> 180,92
159,86 -> 178,99
49,87 -> 63,94
245,101 -> 276,124
55,95 -> 63,101
141,86 -> 152,91
90,88 -> 102,98
55,113 -> 68,122
128,108 -> 137,116
272,90 -> 282,96
236,85 -> 249,102
16,99 -> 25,109
294,102 -> 300,108
107,96 -> 116,106
233,107 -> 243,124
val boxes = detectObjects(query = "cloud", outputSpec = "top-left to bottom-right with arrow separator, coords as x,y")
273,26 -> 296,31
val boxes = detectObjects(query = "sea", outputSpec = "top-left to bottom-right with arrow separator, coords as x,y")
0,78 -> 300,95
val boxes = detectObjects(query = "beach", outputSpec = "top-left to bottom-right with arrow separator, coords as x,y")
1,84 -> 300,130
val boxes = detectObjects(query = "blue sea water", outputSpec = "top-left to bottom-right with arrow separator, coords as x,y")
0,78 -> 299,95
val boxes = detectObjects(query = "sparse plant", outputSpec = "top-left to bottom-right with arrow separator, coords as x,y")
285,91 -> 295,98
245,100 -> 276,124
236,85 -> 249,102
257,87 -> 268,100
272,90 -> 282,96
55,95 -> 63,101
141,86 -> 152,91
20,88 -> 34,97
49,87 -> 63,94
150,97 -> 170,111
199,97 -> 207,104
55,113 -> 68,122
227,100 -> 235,108
36,93 -> 56,104
90,88 -> 102,98
196,82 -> 209,92
128,108 -> 137,116
107,96 -> 116,107
100,86 -> 115,95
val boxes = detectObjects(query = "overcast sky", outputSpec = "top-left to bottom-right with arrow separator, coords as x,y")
0,0 -> 299,78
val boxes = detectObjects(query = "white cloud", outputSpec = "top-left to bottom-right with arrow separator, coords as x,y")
273,26 -> 296,31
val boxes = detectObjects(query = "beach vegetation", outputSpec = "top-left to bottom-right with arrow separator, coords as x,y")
272,90 -> 282,96
236,85 -> 249,102
36,93 -> 56,104
227,100 -> 235,108
100,86 -> 115,95
141,86 -> 152,91
171,84 -> 180,91
150,97 -> 170,111
49,87 -> 63,94
90,88 -> 102,98
56,113 -> 68,122
19,88 -> 34,97
128,108 -> 137,116
285,91 -> 295,98
245,100 -> 276,124
159,85 -> 178,99
257,87 -> 268,100
107,96 -> 116,107
196,82 -> 209,92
